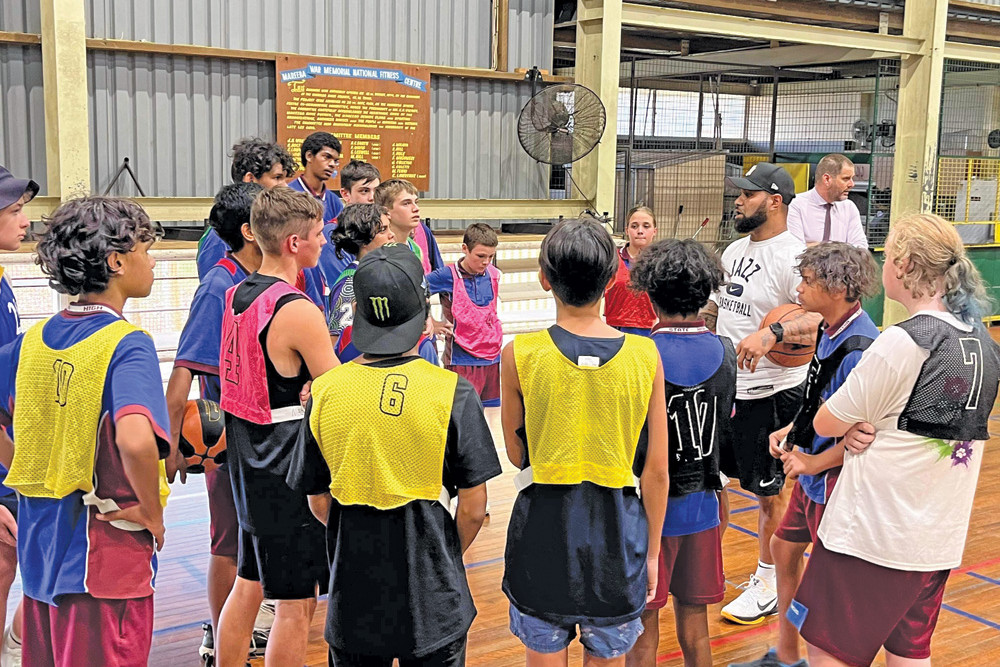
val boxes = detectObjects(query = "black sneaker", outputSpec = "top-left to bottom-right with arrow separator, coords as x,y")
199,623 -> 214,664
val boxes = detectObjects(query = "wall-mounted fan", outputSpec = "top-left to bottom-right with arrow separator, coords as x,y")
851,120 -> 870,149
988,129 -> 1000,149
517,82 -> 607,215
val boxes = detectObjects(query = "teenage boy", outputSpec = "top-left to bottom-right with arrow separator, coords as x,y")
0,164 -> 38,664
215,187 -> 338,667
731,243 -> 880,667
198,138 -> 297,280
289,243 -> 501,666
701,163 -> 821,624
627,238 -> 735,667
374,179 -> 444,274
0,197 -> 168,666
165,183 -> 271,663
500,217 -> 669,666
427,223 -> 502,408
340,160 -> 381,205
288,131 -> 344,224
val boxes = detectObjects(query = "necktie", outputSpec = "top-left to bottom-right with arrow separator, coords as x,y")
822,202 -> 833,242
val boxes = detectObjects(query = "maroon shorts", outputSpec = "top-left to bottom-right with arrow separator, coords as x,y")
774,481 -> 826,544
447,363 -> 500,408
206,466 -> 239,558
23,593 -> 153,667
791,539 -> 950,666
647,525 -> 725,610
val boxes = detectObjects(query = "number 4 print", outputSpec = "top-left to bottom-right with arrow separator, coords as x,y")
223,323 -> 241,384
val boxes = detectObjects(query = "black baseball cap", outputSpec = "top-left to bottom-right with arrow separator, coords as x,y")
726,162 -> 795,205
0,165 -> 39,211
352,243 -> 429,355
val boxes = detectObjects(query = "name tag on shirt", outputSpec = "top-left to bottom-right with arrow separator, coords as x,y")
578,355 -> 600,368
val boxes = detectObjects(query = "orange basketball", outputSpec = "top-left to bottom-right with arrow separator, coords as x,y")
761,304 -> 815,367
178,399 -> 227,474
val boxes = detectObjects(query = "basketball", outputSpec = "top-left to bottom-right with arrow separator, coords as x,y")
761,304 -> 816,367
178,399 -> 227,474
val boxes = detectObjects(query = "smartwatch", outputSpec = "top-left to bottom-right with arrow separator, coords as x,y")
769,322 -> 785,343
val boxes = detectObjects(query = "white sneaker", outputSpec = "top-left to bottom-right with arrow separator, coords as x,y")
720,574 -> 778,625
0,626 -> 21,667
253,600 -> 275,631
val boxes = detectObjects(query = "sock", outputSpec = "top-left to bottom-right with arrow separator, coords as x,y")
755,560 -> 776,586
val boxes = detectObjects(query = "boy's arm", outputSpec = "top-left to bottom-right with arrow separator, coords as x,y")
499,341 -> 527,468
0,429 -> 12,471
307,494 -> 332,525
455,483 -> 488,553
164,366 -> 193,482
279,299 -> 340,379
779,441 -> 845,478
98,413 -> 165,551
640,358 -> 669,602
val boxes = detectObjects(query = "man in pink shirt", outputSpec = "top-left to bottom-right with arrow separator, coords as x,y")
787,154 -> 868,248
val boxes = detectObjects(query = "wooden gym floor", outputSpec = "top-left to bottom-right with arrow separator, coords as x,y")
9,386 -> 997,665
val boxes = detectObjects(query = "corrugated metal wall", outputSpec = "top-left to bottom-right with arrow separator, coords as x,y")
2,1 -> 555,215
0,0 -> 41,33
88,51 -> 277,197
85,0 -> 555,210
85,0 -> 493,70
509,0 -> 554,72
0,44 -> 46,192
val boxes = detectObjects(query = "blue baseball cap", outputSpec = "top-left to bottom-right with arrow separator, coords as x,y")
0,165 -> 39,210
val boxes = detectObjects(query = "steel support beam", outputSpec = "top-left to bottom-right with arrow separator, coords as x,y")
885,0 -> 949,326
944,40 -> 1000,66
620,4 -> 923,57
575,0 -> 623,221
39,0 -> 90,198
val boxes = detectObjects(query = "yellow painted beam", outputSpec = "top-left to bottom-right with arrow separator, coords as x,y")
620,3 -> 924,56
39,0 -> 90,198
26,197 -> 587,223
944,40 -> 1000,65
575,0 -> 622,220
885,0 -> 949,327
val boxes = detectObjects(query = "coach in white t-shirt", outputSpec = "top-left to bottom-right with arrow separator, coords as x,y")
703,162 -> 823,626
787,154 -> 868,248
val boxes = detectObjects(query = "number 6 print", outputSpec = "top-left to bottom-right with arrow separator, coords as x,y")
379,374 -> 408,416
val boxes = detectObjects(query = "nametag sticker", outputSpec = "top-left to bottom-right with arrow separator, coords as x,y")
578,355 -> 600,368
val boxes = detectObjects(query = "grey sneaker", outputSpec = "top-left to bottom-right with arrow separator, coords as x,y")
248,628 -> 269,657
728,647 -> 808,667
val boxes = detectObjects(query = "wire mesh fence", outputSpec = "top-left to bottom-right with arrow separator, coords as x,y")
614,58 -> 902,249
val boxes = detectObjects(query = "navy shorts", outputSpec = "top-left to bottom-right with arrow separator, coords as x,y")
508,605 -> 643,659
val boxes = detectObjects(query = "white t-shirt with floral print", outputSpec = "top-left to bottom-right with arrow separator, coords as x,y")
819,310 -> 983,571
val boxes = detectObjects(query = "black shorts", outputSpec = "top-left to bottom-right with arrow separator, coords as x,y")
720,383 -> 804,497
0,494 -> 17,521
237,520 -> 328,600
328,635 -> 467,667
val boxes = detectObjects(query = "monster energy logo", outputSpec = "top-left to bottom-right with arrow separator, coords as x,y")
370,296 -> 390,321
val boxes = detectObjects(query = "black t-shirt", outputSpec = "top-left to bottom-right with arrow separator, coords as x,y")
287,356 -> 502,658
225,273 -> 316,535
503,326 -> 650,627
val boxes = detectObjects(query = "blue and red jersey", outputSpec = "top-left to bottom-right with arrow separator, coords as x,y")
651,321 -> 727,537
0,270 -> 20,497
426,264 -> 500,367
196,225 -> 325,312
175,255 -> 248,402
0,306 -> 170,605
798,306 -> 880,504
